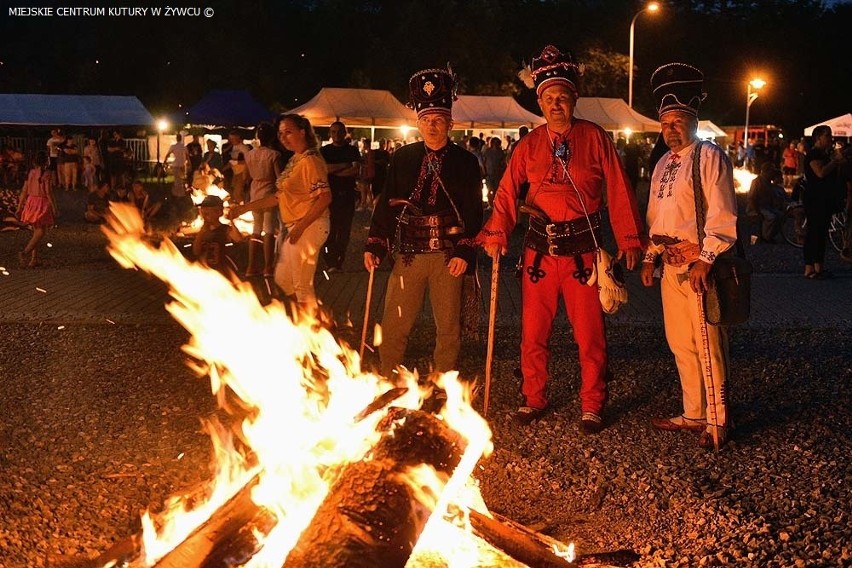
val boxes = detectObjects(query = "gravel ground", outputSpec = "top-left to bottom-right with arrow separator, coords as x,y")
1,187 -> 850,567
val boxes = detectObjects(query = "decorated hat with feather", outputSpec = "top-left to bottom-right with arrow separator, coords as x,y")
519,45 -> 584,97
408,64 -> 458,119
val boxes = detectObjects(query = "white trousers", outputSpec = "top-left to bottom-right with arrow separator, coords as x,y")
274,216 -> 329,305
661,266 -> 730,428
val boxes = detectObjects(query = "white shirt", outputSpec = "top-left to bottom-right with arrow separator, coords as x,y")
168,141 -> 187,167
645,140 -> 737,268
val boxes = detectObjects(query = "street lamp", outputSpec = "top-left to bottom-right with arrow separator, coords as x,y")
628,1 -> 660,109
156,118 -> 168,183
743,78 -> 766,150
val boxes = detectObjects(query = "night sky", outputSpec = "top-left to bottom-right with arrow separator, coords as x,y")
1,0 -> 849,138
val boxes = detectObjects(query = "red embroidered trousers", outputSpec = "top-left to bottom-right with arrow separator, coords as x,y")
520,248 -> 608,413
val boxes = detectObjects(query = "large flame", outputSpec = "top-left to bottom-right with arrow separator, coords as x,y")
177,184 -> 253,237
733,167 -> 757,194
102,203 -> 498,567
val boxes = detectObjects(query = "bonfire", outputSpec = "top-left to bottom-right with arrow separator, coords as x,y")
55,203 -> 593,568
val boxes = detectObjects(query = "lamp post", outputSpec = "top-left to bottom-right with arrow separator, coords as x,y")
628,1 -> 660,109
156,119 -> 168,183
743,78 -> 765,150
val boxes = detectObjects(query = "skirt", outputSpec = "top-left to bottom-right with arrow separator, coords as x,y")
20,195 -> 55,228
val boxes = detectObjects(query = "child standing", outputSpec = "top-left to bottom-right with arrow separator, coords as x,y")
82,155 -> 97,193
192,195 -> 243,276
16,152 -> 57,268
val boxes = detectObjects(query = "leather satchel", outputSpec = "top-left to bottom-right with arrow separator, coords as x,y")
692,142 -> 752,326
704,252 -> 752,325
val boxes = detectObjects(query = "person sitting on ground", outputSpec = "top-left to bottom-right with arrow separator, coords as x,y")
192,195 -> 243,275
129,180 -> 148,212
191,161 -> 222,193
142,183 -> 171,232
109,184 -> 131,204
85,181 -> 111,223
1,144 -> 25,187
747,163 -> 786,243
16,152 -> 58,267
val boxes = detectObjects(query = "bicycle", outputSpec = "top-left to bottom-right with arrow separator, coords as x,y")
782,202 -> 846,252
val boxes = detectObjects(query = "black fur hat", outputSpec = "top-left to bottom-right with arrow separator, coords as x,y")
650,63 -> 706,117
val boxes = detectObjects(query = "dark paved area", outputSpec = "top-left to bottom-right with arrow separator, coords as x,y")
1,262 -> 849,330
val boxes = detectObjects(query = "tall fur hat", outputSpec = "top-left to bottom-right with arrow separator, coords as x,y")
650,62 -> 707,117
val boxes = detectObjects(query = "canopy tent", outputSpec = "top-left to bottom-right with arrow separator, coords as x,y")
573,98 -> 660,133
0,94 -> 154,126
451,95 -> 544,129
804,113 -> 852,137
698,120 -> 727,139
288,88 -> 416,128
174,90 -> 275,128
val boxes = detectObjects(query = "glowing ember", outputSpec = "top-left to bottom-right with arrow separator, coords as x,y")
100,203 -> 530,567
733,167 -> 757,194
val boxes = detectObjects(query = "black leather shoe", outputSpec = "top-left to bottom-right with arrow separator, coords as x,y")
580,412 -> 604,435
514,406 -> 546,425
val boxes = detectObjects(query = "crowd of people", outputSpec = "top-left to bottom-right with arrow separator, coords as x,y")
741,129 -> 852,267
5,44 -> 850,450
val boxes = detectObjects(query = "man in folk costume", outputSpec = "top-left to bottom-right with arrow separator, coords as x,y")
364,65 -> 483,379
640,63 -> 738,449
478,45 -> 645,433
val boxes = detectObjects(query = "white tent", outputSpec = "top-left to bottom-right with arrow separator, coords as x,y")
804,113 -> 852,137
451,95 -> 544,129
288,88 -> 416,129
698,120 -> 727,139
573,98 -> 660,133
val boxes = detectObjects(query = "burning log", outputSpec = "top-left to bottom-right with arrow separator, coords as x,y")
470,510 -> 639,568
283,408 -> 466,567
469,510 -> 576,567
61,407 -> 464,568
71,474 -> 266,568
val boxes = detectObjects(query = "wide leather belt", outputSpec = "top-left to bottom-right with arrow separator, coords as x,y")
524,211 -> 602,256
397,210 -> 462,253
397,237 -> 456,253
399,212 -> 459,229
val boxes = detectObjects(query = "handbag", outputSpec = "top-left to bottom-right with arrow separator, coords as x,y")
692,142 -> 752,326
586,248 -> 627,314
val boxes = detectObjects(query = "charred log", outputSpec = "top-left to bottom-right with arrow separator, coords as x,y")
469,510 -> 576,568
470,510 -> 639,568
283,409 -> 466,568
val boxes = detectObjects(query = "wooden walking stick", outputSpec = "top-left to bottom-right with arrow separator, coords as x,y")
696,290 -> 721,452
359,266 -> 376,362
483,256 -> 500,417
